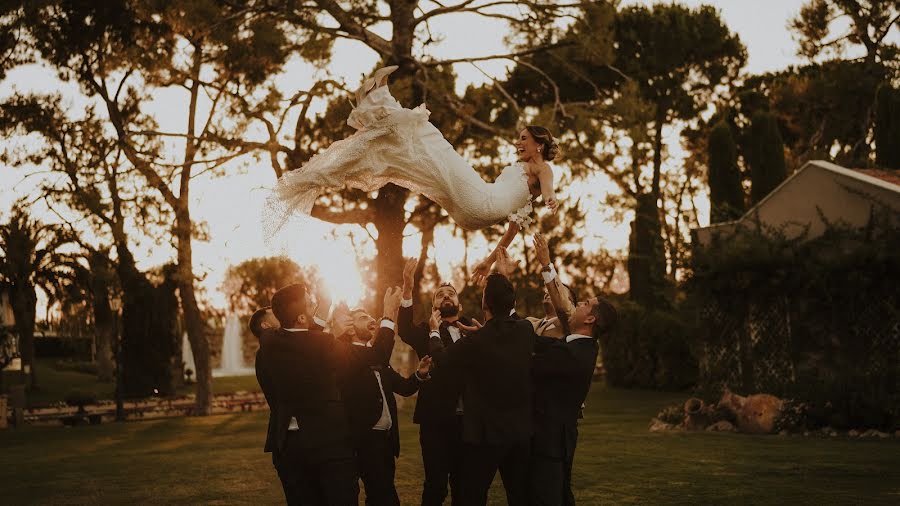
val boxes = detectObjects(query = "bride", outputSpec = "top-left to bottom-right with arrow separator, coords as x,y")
268,66 -> 560,280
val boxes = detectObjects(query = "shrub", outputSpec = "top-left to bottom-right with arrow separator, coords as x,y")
600,299 -> 698,390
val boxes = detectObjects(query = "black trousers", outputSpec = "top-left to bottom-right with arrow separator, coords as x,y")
356,429 -> 400,506
273,431 -> 359,506
529,426 -> 578,506
460,438 -> 531,506
419,416 -> 464,506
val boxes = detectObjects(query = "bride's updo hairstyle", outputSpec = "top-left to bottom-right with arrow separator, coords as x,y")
525,125 -> 560,161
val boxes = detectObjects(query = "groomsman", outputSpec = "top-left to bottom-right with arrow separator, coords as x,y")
428,273 -> 536,506
341,307 -> 434,506
255,283 -> 400,505
398,258 -> 474,506
530,235 -> 618,505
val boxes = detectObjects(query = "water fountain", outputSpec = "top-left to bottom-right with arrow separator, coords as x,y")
213,314 -> 254,377
181,332 -> 196,382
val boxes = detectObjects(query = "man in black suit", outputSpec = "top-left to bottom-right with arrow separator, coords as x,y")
428,273 -> 536,506
255,283 -> 400,505
398,258 -> 474,506
529,235 -> 619,506
341,307 -> 434,506
249,306 -> 279,458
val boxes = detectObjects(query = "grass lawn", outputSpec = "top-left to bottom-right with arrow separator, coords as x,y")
3,385 -> 899,505
25,359 -> 261,407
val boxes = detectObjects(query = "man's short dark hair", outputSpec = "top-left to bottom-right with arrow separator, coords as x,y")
483,273 -> 515,316
248,306 -> 272,339
271,283 -> 307,328
591,296 -> 618,340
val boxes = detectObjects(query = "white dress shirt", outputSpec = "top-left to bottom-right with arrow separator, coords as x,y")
352,341 -> 393,431
566,333 -> 593,343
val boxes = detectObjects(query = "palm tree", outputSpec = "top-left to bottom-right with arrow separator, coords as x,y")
0,206 -> 71,389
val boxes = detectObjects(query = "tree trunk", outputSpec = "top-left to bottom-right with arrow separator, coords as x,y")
175,204 -> 212,415
90,267 -> 115,382
10,284 -> 37,390
373,184 -> 409,313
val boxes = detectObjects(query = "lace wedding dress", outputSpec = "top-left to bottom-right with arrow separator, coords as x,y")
266,81 -> 534,236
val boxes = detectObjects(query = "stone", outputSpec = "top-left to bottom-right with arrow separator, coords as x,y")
895,430 -> 900,438
848,429 -> 860,437
803,431 -> 810,437
706,420 -> 737,433
778,430 -> 789,436
861,429 -> 878,438
875,431 -> 890,439
649,418 -> 674,433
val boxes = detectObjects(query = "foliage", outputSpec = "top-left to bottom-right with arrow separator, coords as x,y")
223,257 -> 304,315
707,121 -> 744,223
747,111 -> 788,204
875,82 -> 900,169
689,205 -> 900,428
600,298 -> 698,391
121,265 -> 180,398
0,206 -> 72,389
790,0 -> 899,66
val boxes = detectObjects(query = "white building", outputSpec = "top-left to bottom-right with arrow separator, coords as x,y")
694,160 -> 900,246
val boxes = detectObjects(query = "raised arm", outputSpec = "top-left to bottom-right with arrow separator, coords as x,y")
534,233 -> 573,335
472,222 -> 520,284
399,257 -> 430,357
538,163 -> 557,212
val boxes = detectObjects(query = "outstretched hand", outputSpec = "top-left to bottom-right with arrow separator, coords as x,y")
383,286 -> 402,321
417,356 -> 433,377
471,256 -> 494,285
456,318 -> 483,333
429,309 -> 442,332
494,248 -> 519,277
546,198 -> 558,213
533,233 -> 551,268
402,257 -> 417,298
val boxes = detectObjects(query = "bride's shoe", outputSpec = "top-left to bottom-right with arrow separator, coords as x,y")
355,65 -> 399,106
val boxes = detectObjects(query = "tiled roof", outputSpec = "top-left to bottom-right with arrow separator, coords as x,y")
855,169 -> 900,187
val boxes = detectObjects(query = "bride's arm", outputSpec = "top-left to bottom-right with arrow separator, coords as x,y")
538,164 -> 557,212
472,221 -> 520,283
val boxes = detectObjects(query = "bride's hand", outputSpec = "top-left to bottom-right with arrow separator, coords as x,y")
471,256 -> 494,284
546,198 -> 558,212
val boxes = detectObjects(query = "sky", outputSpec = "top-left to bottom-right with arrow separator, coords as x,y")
0,0 -> 831,309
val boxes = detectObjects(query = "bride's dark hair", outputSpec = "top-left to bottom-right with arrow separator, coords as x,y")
525,125 -> 560,161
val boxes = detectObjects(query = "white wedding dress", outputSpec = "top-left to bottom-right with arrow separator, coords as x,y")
266,84 -> 534,236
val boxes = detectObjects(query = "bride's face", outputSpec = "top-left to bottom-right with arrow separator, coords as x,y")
515,129 -> 541,162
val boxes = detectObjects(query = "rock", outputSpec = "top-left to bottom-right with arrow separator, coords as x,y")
718,390 -> 784,434
649,418 -> 674,433
706,420 -> 737,433
848,429 -> 860,437
778,430 -> 789,436
895,430 -> 900,438
861,429 -> 878,438
875,431 -> 889,439
803,431 -> 810,437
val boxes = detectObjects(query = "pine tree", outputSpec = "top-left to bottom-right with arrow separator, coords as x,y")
708,121 -> 745,223
748,111 -> 788,204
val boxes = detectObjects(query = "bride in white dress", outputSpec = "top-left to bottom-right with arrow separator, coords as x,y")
267,66 -> 559,280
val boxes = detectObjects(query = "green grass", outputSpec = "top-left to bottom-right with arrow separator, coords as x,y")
25,359 -> 261,407
3,386 -> 899,505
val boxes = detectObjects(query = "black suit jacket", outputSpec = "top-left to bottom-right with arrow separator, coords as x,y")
531,337 -> 598,459
429,316 -> 536,445
398,304 -> 472,425
255,325 -> 394,454
341,357 -> 422,456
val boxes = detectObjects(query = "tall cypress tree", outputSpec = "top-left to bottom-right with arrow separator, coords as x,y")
875,84 -> 900,170
748,110 -> 788,204
708,121 -> 745,223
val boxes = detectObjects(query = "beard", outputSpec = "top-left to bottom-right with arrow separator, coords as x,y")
438,303 -> 460,317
